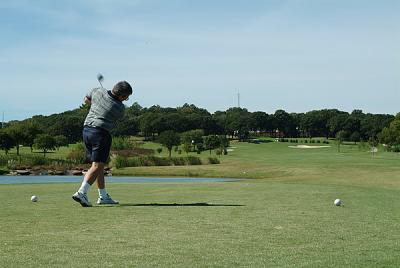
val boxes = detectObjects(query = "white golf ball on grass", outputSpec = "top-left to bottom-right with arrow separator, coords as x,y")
334,198 -> 342,206
31,195 -> 38,202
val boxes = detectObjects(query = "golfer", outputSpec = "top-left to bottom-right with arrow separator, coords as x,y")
72,81 -> 133,207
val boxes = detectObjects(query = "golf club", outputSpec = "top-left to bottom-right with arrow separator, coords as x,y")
97,73 -> 104,88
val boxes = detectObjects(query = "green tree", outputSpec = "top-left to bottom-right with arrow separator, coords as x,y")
250,111 -> 271,133
139,112 -> 161,140
336,130 -> 346,153
34,134 -> 56,157
54,135 -> 69,150
181,129 -> 204,153
349,131 -> 361,144
218,135 -> 229,156
327,113 -> 349,138
22,121 -> 42,152
377,113 -> 400,151
225,108 -> 252,140
378,127 -> 398,151
0,130 -> 14,154
203,135 -> 220,155
273,110 -> 297,138
6,124 -> 25,156
157,130 -> 181,158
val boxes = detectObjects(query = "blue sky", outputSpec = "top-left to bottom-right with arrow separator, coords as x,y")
0,0 -> 399,121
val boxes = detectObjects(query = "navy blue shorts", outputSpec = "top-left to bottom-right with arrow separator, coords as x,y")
83,126 -> 112,163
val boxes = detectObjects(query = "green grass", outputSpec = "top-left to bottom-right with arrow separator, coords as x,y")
0,144 -> 75,160
1,140 -> 400,267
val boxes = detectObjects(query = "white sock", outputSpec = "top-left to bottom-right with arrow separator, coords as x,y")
98,188 -> 108,199
78,181 -> 90,194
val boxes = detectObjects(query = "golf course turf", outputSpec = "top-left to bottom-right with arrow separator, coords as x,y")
1,140 -> 400,267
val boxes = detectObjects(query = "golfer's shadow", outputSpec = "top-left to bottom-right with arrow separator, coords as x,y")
118,202 -> 244,207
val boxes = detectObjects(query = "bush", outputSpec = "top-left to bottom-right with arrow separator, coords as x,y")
112,137 -> 132,150
171,157 -> 186,166
7,159 -> 17,170
156,148 -> 163,154
0,155 -> 10,166
24,155 -> 48,166
196,143 -> 204,151
186,156 -> 202,165
67,143 -> 87,164
0,154 -> 73,170
392,145 -> 400,152
208,157 -> 220,164
110,155 -> 129,169
111,155 -> 203,168
150,156 -> 171,166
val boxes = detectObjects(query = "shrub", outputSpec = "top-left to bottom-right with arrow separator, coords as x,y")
7,159 -> 17,170
111,155 -> 203,168
208,157 -> 220,164
150,156 -> 171,166
196,143 -> 204,152
66,143 -> 87,164
392,145 -> 400,152
156,148 -> 163,154
0,155 -> 10,166
112,137 -> 132,150
127,157 -> 142,167
110,155 -> 129,169
24,155 -> 48,166
171,157 -> 186,166
185,156 -> 202,165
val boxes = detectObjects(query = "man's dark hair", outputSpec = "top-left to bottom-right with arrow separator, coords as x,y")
112,81 -> 133,97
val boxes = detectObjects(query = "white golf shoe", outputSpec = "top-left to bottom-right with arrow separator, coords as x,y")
97,194 -> 119,205
72,192 -> 92,207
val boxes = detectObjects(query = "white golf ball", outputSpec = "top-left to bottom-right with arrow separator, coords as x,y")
334,198 -> 342,206
31,195 -> 38,202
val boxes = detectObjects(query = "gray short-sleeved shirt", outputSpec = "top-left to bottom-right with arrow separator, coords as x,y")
83,87 -> 125,133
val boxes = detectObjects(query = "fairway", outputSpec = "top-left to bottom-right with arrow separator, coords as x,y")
1,141 -> 400,267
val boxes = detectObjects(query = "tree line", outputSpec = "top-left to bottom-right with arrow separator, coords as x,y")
0,102 -> 398,155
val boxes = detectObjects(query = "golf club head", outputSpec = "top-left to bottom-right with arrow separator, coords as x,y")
97,73 -> 104,88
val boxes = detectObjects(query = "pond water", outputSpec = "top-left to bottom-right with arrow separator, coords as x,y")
0,176 -> 240,185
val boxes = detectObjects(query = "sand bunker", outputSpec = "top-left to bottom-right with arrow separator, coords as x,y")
288,145 -> 331,149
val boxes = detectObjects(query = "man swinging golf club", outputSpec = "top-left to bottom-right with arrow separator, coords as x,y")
72,76 -> 133,207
